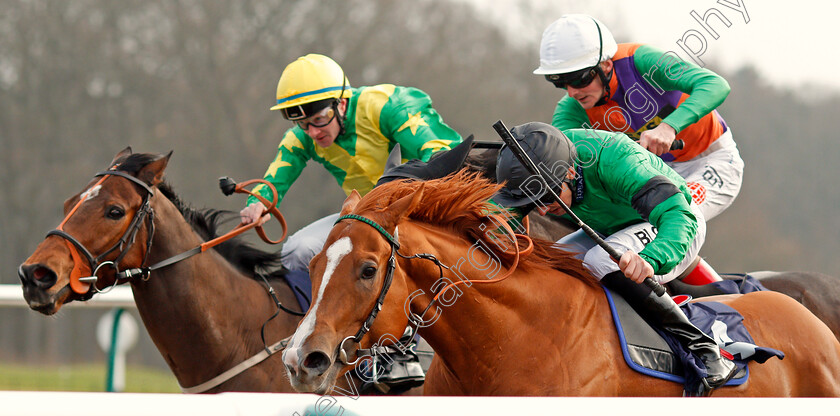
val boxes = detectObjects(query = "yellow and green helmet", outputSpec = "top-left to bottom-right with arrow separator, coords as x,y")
271,54 -> 352,120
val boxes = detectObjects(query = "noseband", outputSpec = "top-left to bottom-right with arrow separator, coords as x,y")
47,169 -> 156,298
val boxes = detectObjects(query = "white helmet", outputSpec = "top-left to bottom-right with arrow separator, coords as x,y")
534,14 -> 618,75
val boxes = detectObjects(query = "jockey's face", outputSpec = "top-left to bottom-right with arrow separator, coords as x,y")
564,60 -> 612,110
303,99 -> 346,148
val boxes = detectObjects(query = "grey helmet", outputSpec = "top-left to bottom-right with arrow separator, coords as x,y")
494,122 -> 576,207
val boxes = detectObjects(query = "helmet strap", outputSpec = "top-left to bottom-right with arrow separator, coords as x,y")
335,99 -> 347,136
336,71 -> 348,135
589,18 -> 613,106
594,64 -> 613,106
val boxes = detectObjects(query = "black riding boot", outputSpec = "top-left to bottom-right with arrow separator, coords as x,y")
602,271 -> 737,392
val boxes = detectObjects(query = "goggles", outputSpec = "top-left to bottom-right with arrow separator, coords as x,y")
537,176 -> 574,205
545,67 -> 598,89
295,104 -> 337,131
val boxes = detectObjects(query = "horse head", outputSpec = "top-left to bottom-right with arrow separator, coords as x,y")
281,181 -> 427,393
19,147 -> 170,315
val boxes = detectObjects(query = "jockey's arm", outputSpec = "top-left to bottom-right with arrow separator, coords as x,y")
633,44 -> 730,134
244,129 -> 310,212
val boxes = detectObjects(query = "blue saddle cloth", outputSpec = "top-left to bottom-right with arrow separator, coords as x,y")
282,269 -> 312,311
605,274 -> 785,394
710,273 -> 769,295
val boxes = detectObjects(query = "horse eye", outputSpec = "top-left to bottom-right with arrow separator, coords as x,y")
360,265 -> 377,280
106,206 -> 125,220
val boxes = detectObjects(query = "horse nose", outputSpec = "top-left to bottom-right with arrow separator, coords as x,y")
19,263 -> 57,289
301,350 -> 332,377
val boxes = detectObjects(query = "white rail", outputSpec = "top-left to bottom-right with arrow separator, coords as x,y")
0,392 -> 836,416
0,284 -> 134,308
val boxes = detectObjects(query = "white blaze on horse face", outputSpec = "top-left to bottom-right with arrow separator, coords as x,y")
80,185 -> 102,202
284,236 -> 353,365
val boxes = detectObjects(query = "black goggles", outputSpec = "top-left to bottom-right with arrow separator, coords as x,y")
537,176 -> 574,205
545,67 -> 598,89
294,104 -> 337,131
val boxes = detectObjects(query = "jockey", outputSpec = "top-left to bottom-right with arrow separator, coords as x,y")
535,14 -> 743,222
241,54 -> 461,271
241,53 -> 461,392
494,122 -> 737,392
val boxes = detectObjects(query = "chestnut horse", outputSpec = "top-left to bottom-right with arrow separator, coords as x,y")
467,146 -> 840,341
17,148 -> 359,394
282,171 -> 840,396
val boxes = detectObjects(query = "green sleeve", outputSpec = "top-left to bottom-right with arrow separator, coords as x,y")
633,44 -> 730,133
552,96 -> 591,131
596,137 -> 697,274
378,87 -> 462,161
596,137 -> 656,204
638,193 -> 697,274
246,129 -> 311,207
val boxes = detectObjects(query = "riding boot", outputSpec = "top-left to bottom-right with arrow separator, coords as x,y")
602,271 -> 737,392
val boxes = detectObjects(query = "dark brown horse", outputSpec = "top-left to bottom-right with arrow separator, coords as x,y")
282,171 -> 840,396
17,148 -> 355,393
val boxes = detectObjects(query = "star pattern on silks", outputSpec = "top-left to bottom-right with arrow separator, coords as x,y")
397,112 -> 429,135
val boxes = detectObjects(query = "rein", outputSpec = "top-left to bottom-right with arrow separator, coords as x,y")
47,168 -> 155,297
118,177 -> 289,282
334,211 -> 532,365
50,171 -> 289,296
48,170 -> 299,393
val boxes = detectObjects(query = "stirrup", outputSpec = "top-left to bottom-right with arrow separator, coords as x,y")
699,358 -> 738,395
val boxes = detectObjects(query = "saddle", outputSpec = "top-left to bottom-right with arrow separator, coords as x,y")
604,278 -> 785,395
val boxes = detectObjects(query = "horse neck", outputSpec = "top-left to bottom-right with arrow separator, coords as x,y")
397,221 -> 601,387
129,191 -> 296,389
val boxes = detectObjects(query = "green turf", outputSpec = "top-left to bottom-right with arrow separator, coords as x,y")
0,363 -> 181,393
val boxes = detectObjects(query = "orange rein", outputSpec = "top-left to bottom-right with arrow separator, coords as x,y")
427,213 -> 533,306
115,177 -> 289,281
55,173 -> 288,295
200,178 -> 289,251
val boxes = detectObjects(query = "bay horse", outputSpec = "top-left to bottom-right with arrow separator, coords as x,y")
282,170 -> 840,396
17,148 -> 369,394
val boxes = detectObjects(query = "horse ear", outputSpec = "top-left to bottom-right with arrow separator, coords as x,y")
340,190 -> 362,216
382,183 -> 425,228
137,151 -> 173,187
110,146 -> 133,166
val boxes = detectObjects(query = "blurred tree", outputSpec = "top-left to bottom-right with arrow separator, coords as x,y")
1,0 -> 838,372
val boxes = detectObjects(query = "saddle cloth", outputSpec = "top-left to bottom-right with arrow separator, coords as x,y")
282,268 -> 313,311
604,284 -> 785,393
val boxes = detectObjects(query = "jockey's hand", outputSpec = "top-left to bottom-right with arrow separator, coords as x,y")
618,250 -> 655,284
639,123 -> 677,156
240,202 -> 269,226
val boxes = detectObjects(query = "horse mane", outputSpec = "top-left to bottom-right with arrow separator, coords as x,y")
356,170 -> 597,286
115,153 -> 285,280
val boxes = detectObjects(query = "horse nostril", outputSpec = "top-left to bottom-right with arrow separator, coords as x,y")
301,351 -> 332,376
20,264 -> 57,288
